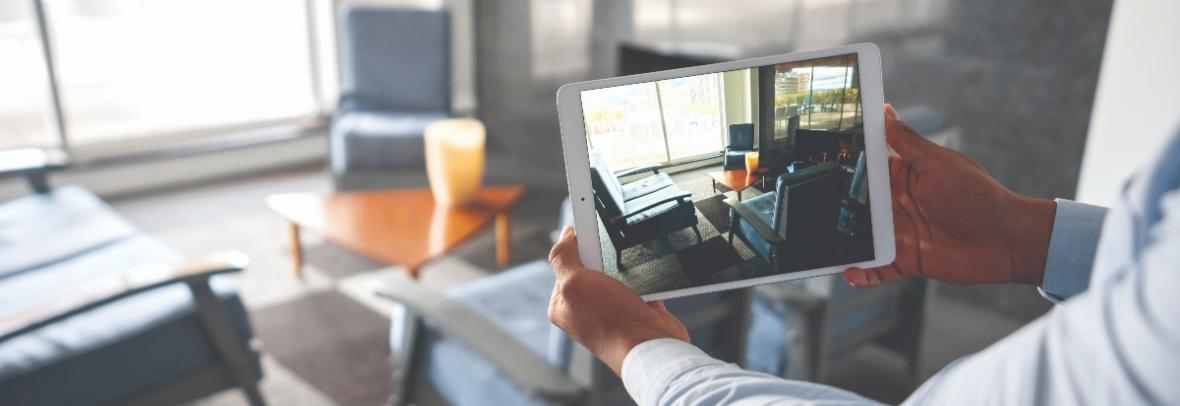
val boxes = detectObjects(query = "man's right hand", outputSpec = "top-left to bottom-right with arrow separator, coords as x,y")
843,105 -> 1057,288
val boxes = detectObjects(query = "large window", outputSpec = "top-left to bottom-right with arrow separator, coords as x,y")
583,73 -> 724,170
48,0 -> 316,147
0,1 -> 56,149
773,54 -> 861,133
1,0 -> 319,155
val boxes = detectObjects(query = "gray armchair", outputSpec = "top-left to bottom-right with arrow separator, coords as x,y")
374,200 -> 750,406
723,123 -> 755,170
0,148 -> 263,405
331,5 -> 451,180
589,153 -> 701,270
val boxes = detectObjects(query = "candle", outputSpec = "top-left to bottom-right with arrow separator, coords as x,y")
425,118 -> 486,207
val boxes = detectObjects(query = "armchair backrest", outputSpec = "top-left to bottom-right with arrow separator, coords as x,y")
771,162 -> 844,238
588,153 -> 626,219
727,123 -> 755,150
338,5 -> 451,113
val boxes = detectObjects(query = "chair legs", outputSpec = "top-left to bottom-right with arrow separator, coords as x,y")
692,225 -> 703,243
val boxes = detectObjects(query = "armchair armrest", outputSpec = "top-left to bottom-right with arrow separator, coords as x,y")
0,251 -> 249,342
617,191 -> 693,221
723,198 -> 783,243
614,163 -> 663,178
372,281 -> 587,404
0,148 -> 68,193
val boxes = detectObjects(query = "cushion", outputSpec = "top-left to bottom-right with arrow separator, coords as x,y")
0,186 -> 136,278
339,6 -> 450,113
621,187 -> 689,226
404,261 -> 556,406
330,111 -> 448,171
735,193 -> 777,261
620,172 -> 672,201
0,236 -> 255,405
723,149 -> 749,169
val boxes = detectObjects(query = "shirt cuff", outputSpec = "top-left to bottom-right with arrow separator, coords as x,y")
621,338 -> 718,406
1040,199 -> 1107,302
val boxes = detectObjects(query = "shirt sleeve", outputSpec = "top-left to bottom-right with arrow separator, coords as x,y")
905,191 -> 1180,405
1039,199 -> 1108,302
621,338 -> 880,406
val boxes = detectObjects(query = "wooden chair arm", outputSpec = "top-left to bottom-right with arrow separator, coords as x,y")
0,251 -> 249,342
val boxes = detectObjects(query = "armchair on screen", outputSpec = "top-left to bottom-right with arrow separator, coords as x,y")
0,148 -> 264,405
330,4 -> 451,186
373,202 -> 751,406
723,123 -> 755,170
589,153 -> 701,270
724,162 -> 847,272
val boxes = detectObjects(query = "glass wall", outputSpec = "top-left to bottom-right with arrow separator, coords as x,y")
582,72 -> 724,170
46,0 -> 316,147
772,54 -> 860,134
0,1 -> 56,149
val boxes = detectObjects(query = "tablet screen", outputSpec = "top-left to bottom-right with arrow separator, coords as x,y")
579,53 -> 874,295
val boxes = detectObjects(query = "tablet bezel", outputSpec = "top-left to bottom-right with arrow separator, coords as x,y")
556,43 -> 895,301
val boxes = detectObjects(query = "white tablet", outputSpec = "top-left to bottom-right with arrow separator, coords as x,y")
557,43 -> 894,301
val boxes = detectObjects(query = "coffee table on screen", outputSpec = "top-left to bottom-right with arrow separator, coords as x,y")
266,186 -> 524,279
708,168 -> 769,201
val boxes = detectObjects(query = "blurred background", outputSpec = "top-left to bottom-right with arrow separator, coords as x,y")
5,0 -> 1177,405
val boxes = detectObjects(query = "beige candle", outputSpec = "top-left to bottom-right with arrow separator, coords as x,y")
425,118 -> 486,207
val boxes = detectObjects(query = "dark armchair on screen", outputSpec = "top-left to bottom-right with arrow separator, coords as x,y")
330,5 -> 450,184
0,148 -> 264,405
723,123 -> 755,170
725,162 -> 847,272
589,153 -> 701,270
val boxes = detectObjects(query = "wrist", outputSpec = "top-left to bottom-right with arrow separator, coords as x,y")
1003,195 -> 1057,285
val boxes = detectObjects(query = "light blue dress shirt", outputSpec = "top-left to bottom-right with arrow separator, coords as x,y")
620,133 -> 1180,405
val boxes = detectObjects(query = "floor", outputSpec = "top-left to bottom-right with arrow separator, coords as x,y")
100,165 -> 1033,405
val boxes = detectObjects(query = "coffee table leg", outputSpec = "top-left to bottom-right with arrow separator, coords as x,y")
496,211 -> 510,267
288,221 -> 304,278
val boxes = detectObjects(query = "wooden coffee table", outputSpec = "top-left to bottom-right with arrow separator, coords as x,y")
266,186 -> 524,279
708,168 -> 769,200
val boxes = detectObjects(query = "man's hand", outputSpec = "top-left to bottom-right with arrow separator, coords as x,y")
844,105 -> 1057,288
548,226 -> 689,375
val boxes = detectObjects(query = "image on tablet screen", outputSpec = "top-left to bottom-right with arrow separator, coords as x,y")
580,53 -> 874,295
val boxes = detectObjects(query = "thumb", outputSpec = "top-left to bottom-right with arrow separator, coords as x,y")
884,104 -> 942,172
549,226 -> 585,276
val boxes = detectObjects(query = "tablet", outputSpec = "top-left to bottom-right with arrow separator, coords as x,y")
557,43 -> 894,301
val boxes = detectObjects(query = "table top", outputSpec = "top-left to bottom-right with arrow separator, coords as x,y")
708,168 -> 768,192
266,186 -> 524,271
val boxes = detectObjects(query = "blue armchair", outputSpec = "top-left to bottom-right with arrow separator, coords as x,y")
0,149 -> 263,405
723,123 -> 755,170
725,162 -> 847,272
331,5 -> 451,178
374,201 -> 749,405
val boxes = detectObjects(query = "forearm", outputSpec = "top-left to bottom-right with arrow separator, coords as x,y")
622,338 -> 879,406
